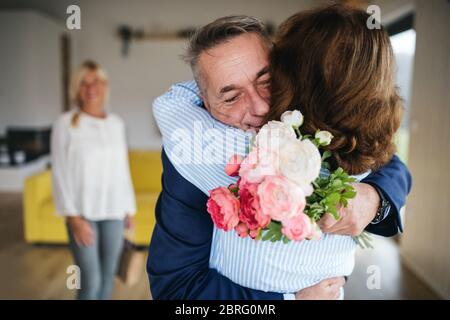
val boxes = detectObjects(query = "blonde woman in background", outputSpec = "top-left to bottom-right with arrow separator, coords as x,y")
51,60 -> 136,300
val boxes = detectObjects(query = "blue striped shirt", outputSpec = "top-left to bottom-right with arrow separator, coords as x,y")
153,81 -> 368,298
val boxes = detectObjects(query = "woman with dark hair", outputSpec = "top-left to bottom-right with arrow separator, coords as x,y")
206,4 -> 403,299
268,4 -> 402,175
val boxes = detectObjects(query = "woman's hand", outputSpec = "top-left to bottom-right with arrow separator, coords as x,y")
67,216 -> 95,247
124,215 -> 135,231
295,277 -> 345,300
318,183 -> 380,236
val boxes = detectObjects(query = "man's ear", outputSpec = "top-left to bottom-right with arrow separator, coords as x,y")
195,66 -> 211,111
198,85 -> 211,111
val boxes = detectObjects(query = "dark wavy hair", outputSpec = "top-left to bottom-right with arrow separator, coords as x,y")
267,4 -> 403,174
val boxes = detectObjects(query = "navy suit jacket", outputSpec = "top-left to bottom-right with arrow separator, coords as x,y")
147,149 -> 412,299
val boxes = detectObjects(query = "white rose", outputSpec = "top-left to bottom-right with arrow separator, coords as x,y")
281,110 -> 304,129
255,121 -> 296,152
278,138 -> 321,187
315,130 -> 333,146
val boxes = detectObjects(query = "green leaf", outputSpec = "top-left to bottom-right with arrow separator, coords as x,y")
328,208 -> 340,220
322,150 -> 332,161
262,230 -> 273,241
268,221 -> 281,233
341,198 -> 348,207
313,138 -> 321,147
307,194 -> 318,203
332,179 -> 343,188
324,192 -> 340,205
342,190 -> 357,199
273,232 -> 282,242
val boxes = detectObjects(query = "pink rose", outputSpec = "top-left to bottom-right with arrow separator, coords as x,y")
235,222 -> 249,238
207,187 -> 240,231
257,175 -> 306,222
239,182 -> 271,230
225,154 -> 243,177
239,148 -> 278,185
281,213 -> 313,241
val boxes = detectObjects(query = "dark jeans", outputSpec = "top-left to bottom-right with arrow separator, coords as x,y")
67,219 -> 124,300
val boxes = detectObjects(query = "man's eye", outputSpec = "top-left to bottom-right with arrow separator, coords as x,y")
258,79 -> 271,87
224,96 -> 238,103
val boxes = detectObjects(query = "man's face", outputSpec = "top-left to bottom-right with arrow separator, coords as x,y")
197,33 -> 271,131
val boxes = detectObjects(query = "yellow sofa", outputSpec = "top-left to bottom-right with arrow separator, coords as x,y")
23,150 -> 163,246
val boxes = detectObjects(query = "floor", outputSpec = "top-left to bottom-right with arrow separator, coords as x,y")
0,192 -> 440,300
0,193 -> 151,300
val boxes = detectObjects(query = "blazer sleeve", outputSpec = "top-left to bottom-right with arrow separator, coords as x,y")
362,155 -> 412,237
146,149 -> 283,300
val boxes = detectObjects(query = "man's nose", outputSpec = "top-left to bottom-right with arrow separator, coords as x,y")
249,90 -> 270,117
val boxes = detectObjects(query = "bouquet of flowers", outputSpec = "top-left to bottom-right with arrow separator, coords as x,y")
206,110 -> 372,248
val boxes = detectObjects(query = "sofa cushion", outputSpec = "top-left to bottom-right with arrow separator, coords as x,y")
134,192 -> 158,226
129,150 -> 163,193
41,197 -> 61,223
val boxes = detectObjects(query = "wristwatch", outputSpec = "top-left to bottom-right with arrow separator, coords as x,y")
371,186 -> 391,224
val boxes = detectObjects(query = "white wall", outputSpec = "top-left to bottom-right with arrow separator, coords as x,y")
370,0 -> 450,300
398,0 -> 450,299
0,10 -> 64,135
1,0 -> 320,149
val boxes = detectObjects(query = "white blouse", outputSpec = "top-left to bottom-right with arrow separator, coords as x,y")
51,110 -> 136,221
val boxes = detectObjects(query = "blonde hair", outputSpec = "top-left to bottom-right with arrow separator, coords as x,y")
70,60 -> 109,127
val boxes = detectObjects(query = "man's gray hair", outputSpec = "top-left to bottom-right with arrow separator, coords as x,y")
183,15 -> 272,88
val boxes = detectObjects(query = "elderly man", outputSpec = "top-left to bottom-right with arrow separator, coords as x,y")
147,15 -> 411,300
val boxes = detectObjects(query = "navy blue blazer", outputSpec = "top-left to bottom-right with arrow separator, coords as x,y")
147,149 -> 412,300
